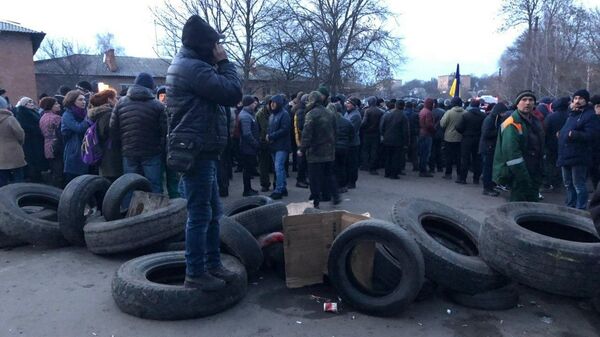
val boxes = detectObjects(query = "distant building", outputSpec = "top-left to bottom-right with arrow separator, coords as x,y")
35,50 -> 310,99
437,74 -> 472,94
0,21 -> 45,103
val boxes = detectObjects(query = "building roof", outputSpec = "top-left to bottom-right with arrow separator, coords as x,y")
35,54 -> 171,78
0,20 -> 46,53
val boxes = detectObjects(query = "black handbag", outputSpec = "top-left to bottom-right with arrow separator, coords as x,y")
166,135 -> 197,173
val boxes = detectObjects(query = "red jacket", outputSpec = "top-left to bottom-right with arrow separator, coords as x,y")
419,98 -> 436,137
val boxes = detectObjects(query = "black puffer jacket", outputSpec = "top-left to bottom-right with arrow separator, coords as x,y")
381,108 -> 409,147
456,107 -> 485,138
110,85 -> 167,158
166,47 -> 242,158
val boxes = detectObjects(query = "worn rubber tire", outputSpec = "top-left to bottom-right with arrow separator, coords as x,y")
102,173 -> 152,221
84,198 -> 187,254
223,195 -> 273,216
0,183 -> 66,247
0,232 -> 27,248
391,198 -> 508,294
230,202 -> 288,237
480,202 -> 600,298
593,294 -> 600,314
445,283 -> 519,311
328,219 -> 424,316
262,242 -> 285,279
112,252 -> 247,320
58,175 -> 111,246
219,216 -> 263,276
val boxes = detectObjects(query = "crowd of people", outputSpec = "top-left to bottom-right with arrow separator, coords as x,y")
2,14 -> 600,290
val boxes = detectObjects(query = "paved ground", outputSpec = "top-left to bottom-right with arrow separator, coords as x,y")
1,169 -> 599,337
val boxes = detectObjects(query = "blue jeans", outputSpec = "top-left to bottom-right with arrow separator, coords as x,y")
0,167 -> 24,187
123,155 -> 163,193
561,165 -> 588,209
182,159 -> 223,277
418,136 -> 432,173
271,151 -> 288,193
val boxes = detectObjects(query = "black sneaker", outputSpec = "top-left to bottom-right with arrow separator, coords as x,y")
270,192 -> 283,200
184,273 -> 226,291
208,265 -> 237,283
242,189 -> 258,197
296,181 -> 309,188
483,189 -> 500,197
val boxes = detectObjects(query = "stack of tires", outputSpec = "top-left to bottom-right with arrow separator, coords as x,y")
111,194 -> 289,320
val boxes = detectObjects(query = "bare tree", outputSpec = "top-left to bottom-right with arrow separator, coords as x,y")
36,38 -> 93,94
283,0 -> 402,94
499,0 -> 543,88
95,32 -> 125,55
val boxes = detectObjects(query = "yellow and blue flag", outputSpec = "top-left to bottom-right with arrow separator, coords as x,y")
448,64 -> 460,98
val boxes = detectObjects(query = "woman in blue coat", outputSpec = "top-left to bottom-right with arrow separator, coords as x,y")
61,90 -> 90,183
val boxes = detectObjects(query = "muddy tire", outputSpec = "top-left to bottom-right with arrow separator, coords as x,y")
112,252 -> 247,320
219,216 -> 263,276
391,198 -> 508,294
58,175 -> 111,246
84,198 -> 187,254
102,174 -> 152,221
0,183 -> 66,247
445,283 -> 519,311
230,202 -> 288,237
328,219 -> 424,316
480,202 -> 600,298
223,195 -> 273,216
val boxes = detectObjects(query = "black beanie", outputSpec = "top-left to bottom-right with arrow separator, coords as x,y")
591,95 -> 600,106
469,98 -> 480,107
573,89 -> 590,103
515,90 -> 536,104
134,72 -> 155,90
242,95 -> 255,107
181,15 -> 223,57
347,97 -> 361,108
76,81 -> 93,93
450,96 -> 463,107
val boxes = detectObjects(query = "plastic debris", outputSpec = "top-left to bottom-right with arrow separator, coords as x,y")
296,321 -> 302,324
324,302 -> 338,313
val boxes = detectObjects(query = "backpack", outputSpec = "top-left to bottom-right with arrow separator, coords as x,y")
81,121 -> 103,165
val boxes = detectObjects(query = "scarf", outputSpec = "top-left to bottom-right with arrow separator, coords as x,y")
71,106 -> 87,121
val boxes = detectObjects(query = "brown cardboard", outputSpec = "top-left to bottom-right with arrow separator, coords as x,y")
282,210 -> 370,288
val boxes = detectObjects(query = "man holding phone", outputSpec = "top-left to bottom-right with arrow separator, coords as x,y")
166,15 -> 242,290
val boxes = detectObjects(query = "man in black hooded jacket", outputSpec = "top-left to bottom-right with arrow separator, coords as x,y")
166,15 -> 242,291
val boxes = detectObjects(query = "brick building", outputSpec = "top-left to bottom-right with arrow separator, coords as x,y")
0,21 -> 45,104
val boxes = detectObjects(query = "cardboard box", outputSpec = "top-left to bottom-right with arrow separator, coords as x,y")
282,210 -> 371,288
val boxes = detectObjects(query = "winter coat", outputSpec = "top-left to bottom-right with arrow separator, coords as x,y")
557,105 -> 600,167
88,103 -> 123,178
478,112 -> 506,154
267,95 -> 291,153
456,107 -> 486,138
493,110 -> 544,189
39,111 -> 62,159
294,102 -> 306,147
360,97 -> 384,136
406,108 -> 420,140
336,112 -> 355,150
301,93 -> 336,163
256,105 -> 271,144
110,84 -> 167,158
61,107 -> 90,175
239,107 -> 259,155
344,108 -> 361,146
440,106 -> 465,143
0,109 -> 26,170
15,106 -> 46,171
543,109 -> 569,154
419,99 -> 436,137
382,108 -> 409,147
166,46 -> 242,159
432,108 -> 446,140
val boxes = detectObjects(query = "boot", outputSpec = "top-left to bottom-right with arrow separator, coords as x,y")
184,273 -> 226,291
208,265 -> 237,283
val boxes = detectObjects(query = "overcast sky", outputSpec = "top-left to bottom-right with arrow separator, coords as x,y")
1,0 -> 596,81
